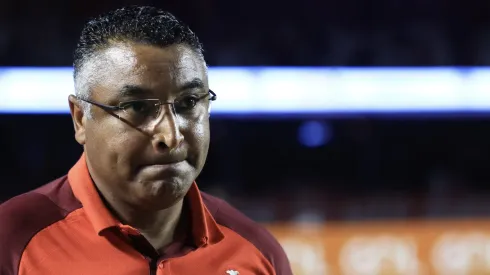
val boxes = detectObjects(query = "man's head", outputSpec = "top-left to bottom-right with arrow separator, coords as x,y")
69,6 -> 211,212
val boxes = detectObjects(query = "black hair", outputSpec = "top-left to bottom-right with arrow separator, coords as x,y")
73,5 -> 204,78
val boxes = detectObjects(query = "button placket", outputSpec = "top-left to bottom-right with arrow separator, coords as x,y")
157,260 -> 168,274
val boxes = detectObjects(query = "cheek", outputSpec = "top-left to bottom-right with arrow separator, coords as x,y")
87,122 -> 145,173
108,126 -> 147,163
182,115 -> 210,158
194,115 -> 210,145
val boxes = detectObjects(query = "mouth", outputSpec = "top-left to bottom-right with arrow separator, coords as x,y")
138,161 -> 187,178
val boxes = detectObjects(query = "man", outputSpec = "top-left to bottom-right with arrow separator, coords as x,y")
0,6 -> 292,275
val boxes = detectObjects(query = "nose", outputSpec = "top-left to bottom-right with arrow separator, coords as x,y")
150,104 -> 184,151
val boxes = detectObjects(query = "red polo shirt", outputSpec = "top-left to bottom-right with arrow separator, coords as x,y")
0,154 -> 292,275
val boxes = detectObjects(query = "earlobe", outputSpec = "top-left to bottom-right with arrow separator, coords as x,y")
68,95 -> 87,145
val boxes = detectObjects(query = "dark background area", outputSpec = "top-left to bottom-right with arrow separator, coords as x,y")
1,0 -> 490,222
3,115 -> 490,222
2,0 -> 490,66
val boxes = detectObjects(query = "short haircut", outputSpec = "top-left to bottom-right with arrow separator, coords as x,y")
73,6 -> 205,115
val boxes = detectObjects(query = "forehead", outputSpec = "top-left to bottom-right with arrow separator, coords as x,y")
88,43 -> 207,99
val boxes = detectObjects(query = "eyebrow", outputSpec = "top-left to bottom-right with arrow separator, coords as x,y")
117,78 -> 205,98
180,78 -> 205,91
118,85 -> 153,97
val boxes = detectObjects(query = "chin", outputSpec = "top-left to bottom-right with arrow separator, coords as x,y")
135,179 -> 191,209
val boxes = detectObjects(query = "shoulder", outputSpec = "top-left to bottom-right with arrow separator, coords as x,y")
0,176 -> 81,275
201,192 -> 293,275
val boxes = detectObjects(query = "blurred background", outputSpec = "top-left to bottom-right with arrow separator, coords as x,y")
2,0 -> 490,274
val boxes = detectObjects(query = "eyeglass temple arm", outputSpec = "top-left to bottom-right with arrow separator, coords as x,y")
77,97 -> 122,111
209,89 -> 217,101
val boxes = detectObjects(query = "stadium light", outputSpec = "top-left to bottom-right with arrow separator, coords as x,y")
1,67 -> 490,116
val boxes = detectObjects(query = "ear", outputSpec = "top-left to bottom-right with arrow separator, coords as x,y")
68,95 -> 87,145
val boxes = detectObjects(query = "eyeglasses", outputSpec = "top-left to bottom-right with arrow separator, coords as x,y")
76,90 -> 216,128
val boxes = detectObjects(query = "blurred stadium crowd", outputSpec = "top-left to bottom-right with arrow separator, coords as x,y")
1,0 -> 490,66
2,117 -> 490,223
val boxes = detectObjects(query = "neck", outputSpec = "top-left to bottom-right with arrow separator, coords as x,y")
134,201 -> 185,249
115,198 -> 184,250
96,186 -> 185,251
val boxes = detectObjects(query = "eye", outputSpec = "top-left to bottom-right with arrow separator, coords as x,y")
120,100 -> 154,115
174,96 -> 200,112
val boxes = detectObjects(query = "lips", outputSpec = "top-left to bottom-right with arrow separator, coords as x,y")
137,160 -> 187,178
143,161 -> 185,169
141,152 -> 187,165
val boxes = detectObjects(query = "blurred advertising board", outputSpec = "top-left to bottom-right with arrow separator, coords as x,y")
266,220 -> 490,275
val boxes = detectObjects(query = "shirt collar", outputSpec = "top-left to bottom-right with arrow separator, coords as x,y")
68,153 -> 224,246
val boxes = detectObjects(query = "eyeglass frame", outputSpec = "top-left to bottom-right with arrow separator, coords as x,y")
74,89 -> 217,120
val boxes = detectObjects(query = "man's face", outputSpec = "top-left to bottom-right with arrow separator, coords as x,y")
70,43 -> 210,210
